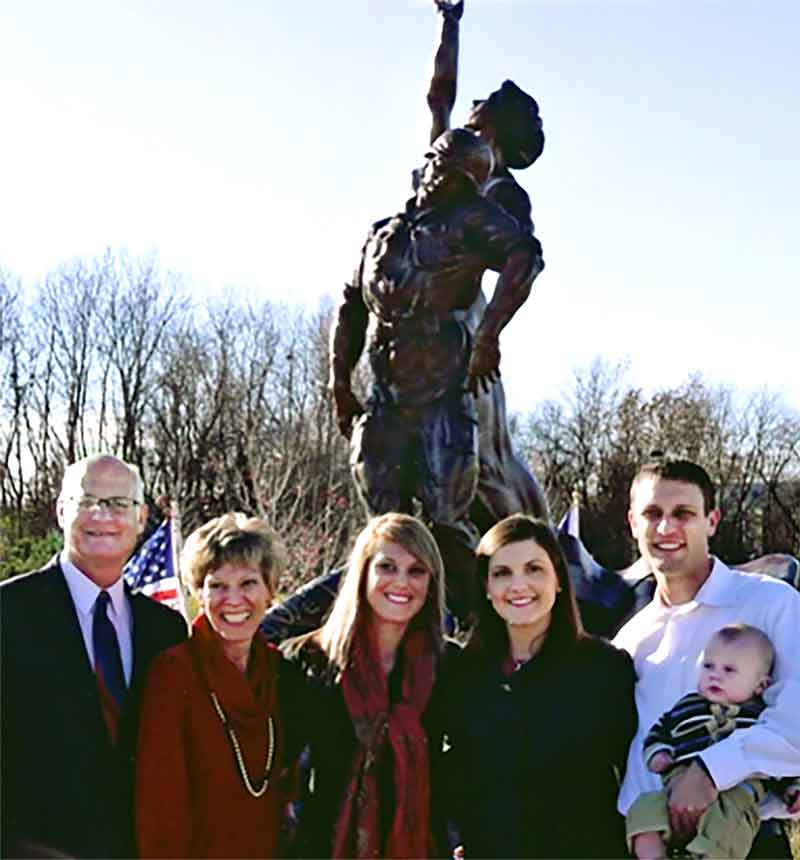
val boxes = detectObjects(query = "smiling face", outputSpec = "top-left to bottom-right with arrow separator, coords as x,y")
698,635 -> 771,705
486,538 -> 559,638
364,540 -> 431,633
57,457 -> 147,586
629,477 -> 720,594
200,562 -> 272,649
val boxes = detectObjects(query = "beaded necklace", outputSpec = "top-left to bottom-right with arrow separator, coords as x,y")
210,692 -> 275,798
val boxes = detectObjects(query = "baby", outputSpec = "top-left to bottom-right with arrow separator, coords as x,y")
627,623 -> 799,859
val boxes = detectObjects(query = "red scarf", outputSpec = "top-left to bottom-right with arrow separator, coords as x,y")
189,613 -> 280,744
332,623 -> 437,859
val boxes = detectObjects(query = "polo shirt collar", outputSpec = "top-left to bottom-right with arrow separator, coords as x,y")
650,556 -> 734,613
692,557 -> 736,607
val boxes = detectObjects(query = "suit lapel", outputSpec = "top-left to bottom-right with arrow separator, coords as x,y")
127,588 -> 162,694
36,561 -> 111,743
40,561 -> 98,686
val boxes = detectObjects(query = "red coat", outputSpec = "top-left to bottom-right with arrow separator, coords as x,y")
135,614 -> 288,858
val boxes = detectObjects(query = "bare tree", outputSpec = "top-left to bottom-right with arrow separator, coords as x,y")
96,250 -> 188,469
29,258 -> 103,465
0,275 -> 27,519
514,360 -> 800,566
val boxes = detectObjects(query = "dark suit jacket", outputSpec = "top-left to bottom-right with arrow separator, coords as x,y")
0,558 -> 187,859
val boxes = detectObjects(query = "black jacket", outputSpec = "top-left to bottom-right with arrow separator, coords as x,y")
0,560 -> 187,858
280,637 -> 453,858
442,635 -> 637,859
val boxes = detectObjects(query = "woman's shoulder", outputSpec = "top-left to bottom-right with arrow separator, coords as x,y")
149,637 -> 194,673
436,638 -> 497,695
574,634 -> 635,675
253,630 -> 284,659
434,637 -> 466,681
441,637 -> 464,664
280,631 -> 333,680
247,632 -> 288,681
141,638 -> 199,702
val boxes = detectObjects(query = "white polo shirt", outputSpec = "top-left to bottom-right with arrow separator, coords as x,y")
614,558 -> 800,818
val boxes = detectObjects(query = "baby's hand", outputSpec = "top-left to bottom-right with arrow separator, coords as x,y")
647,751 -> 674,773
786,787 -> 800,815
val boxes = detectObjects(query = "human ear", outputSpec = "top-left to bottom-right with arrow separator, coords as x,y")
137,502 -> 149,534
706,508 -> 721,537
627,508 -> 638,538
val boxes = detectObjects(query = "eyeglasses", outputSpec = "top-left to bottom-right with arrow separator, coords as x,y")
67,496 -> 142,513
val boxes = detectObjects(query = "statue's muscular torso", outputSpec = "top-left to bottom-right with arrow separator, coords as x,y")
357,196 -> 531,406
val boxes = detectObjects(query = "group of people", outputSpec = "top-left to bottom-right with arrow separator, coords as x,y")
2,454 -> 799,859
3,4 -> 800,859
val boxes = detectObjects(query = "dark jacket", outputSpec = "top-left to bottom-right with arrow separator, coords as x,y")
280,637 -> 453,858
442,635 -> 637,859
0,560 -> 187,858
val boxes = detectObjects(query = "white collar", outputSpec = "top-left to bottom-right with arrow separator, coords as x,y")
692,557 -> 737,607
652,556 -> 735,612
60,551 -> 127,618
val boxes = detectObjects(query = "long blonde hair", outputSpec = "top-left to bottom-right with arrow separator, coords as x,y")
314,513 -> 446,673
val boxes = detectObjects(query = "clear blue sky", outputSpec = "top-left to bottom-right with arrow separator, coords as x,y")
2,0 -> 799,414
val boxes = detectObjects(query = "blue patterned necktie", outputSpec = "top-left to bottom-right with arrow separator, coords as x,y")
93,590 -> 126,741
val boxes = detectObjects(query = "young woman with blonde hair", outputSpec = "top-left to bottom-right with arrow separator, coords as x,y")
281,512 -> 449,859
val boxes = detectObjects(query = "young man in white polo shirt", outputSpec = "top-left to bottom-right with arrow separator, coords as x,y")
614,459 -> 800,857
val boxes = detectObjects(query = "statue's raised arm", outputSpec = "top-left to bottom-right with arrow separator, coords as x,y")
421,0 -> 550,531
428,0 -> 464,143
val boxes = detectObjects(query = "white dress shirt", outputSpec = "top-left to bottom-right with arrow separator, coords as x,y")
613,557 -> 800,819
60,551 -> 134,684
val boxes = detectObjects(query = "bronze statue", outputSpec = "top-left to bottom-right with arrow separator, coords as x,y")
428,0 -> 549,532
323,0 -> 549,618
330,127 -> 542,615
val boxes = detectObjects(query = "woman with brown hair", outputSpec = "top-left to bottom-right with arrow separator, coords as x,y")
443,514 -> 637,858
135,513 -> 291,859
281,512 -> 449,859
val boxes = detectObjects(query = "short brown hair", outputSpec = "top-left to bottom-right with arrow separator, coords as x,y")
631,458 -> 716,514
469,515 -> 583,660
181,512 -> 287,594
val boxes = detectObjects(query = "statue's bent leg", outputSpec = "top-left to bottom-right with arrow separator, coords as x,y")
474,378 -> 549,525
349,402 -> 415,517
419,392 -> 480,620
457,294 -> 548,528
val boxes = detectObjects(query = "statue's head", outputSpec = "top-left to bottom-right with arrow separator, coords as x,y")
417,128 -> 494,207
467,80 -> 544,169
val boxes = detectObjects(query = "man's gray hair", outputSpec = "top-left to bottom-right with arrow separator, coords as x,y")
59,454 -> 144,502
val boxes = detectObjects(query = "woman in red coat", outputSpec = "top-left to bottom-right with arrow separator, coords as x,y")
135,513 -> 291,859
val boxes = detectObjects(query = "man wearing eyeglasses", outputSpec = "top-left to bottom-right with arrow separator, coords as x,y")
1,454 -> 187,859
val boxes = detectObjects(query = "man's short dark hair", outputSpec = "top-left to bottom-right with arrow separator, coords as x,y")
631,458 -> 716,514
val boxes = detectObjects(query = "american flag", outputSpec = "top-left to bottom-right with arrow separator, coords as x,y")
124,519 -> 187,618
558,494 -> 581,540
